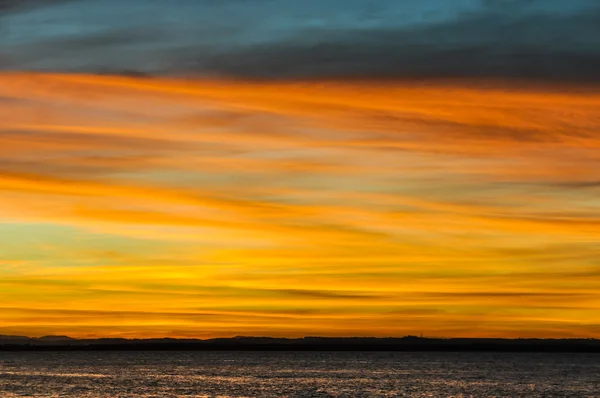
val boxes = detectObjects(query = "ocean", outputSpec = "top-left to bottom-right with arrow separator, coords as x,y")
1,351 -> 599,397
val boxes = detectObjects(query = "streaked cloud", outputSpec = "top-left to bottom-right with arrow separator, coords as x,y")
1,0 -> 599,81
0,73 -> 599,337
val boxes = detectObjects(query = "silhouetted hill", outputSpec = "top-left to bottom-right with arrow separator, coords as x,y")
0,335 -> 31,343
38,335 -> 77,342
1,335 -> 599,352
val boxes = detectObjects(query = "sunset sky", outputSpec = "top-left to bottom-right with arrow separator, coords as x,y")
1,0 -> 599,339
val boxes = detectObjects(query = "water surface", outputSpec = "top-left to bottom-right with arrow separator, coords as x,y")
1,351 -> 599,397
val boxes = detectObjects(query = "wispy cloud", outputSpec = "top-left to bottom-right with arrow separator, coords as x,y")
0,73 -> 599,338
1,0 -> 599,81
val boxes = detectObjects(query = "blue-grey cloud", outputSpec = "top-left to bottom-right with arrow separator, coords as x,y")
1,0 -> 599,81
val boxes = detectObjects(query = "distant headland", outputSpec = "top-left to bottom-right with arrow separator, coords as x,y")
1,335 -> 599,352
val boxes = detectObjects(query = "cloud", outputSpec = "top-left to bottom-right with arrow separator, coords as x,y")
188,7 -> 600,81
1,73 -> 599,338
0,0 -> 72,13
2,0 -> 600,81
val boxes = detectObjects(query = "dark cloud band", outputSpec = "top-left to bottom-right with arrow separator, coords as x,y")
2,0 -> 600,81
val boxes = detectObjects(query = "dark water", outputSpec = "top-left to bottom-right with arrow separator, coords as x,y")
1,351 -> 599,397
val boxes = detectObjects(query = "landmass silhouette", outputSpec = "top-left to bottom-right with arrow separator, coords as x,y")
1,335 -> 599,352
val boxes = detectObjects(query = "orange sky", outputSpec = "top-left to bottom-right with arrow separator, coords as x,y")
0,73 -> 599,338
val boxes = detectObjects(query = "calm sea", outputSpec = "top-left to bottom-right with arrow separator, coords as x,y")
0,351 -> 598,397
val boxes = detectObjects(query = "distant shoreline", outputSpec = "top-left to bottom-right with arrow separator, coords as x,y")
1,336 -> 599,352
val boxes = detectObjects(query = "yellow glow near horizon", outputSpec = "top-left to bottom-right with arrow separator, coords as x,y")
0,73 -> 599,338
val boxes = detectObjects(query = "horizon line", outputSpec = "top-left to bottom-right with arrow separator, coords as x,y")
3,334 -> 599,341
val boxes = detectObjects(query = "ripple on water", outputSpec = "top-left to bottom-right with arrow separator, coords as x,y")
0,351 -> 599,397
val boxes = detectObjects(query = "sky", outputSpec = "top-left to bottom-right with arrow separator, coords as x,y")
0,0 -> 599,339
